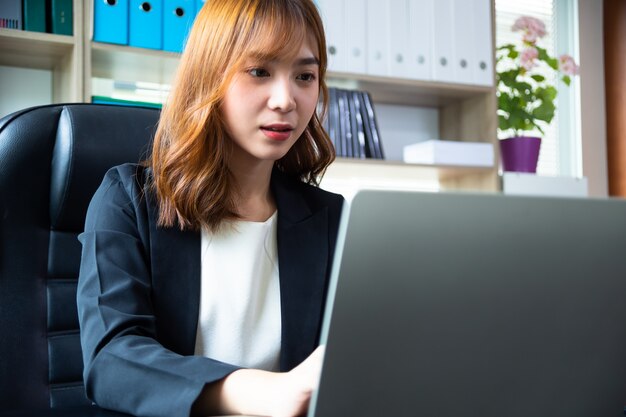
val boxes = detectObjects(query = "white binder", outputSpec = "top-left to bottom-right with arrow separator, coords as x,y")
472,0 -> 494,86
452,0 -> 475,84
431,0 -> 456,83
388,0 -> 411,79
318,0 -> 346,73
366,0 -> 389,77
408,0 -> 433,81
344,0 -> 367,74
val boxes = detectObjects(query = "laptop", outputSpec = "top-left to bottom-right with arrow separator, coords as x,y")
308,190 -> 626,417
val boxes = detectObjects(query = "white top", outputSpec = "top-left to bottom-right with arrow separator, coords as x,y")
194,211 -> 282,371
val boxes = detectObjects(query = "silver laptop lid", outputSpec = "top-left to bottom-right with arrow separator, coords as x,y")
310,190 -> 626,417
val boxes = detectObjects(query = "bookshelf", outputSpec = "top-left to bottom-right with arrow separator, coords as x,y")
0,0 -> 499,192
0,0 -> 83,103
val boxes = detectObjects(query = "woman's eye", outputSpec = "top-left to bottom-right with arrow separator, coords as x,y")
297,73 -> 316,82
249,68 -> 270,78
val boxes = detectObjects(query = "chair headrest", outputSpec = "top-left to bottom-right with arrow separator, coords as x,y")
0,104 -> 161,232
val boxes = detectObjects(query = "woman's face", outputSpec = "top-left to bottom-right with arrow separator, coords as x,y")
221,40 -> 320,170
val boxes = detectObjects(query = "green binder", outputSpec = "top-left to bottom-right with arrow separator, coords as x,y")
51,0 -> 72,35
23,0 -> 46,33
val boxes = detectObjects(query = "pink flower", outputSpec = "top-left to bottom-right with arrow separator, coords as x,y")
520,47 -> 538,71
512,16 -> 547,44
559,54 -> 579,75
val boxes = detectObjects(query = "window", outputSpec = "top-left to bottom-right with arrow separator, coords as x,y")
495,0 -> 581,177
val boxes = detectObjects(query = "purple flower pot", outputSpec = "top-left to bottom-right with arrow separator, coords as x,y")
499,136 -> 541,173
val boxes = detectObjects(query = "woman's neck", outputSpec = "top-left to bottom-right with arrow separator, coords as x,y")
229,160 -> 276,222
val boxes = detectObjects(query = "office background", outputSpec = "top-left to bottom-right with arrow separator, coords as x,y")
0,0 -> 615,197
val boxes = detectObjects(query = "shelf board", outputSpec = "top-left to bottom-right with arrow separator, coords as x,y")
91,42 -> 180,85
327,72 -> 495,107
0,29 -> 75,70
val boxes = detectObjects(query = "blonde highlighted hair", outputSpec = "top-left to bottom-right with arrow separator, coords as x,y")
149,0 -> 334,231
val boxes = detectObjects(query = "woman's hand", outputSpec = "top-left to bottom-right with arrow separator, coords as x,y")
194,346 -> 326,417
270,345 -> 325,417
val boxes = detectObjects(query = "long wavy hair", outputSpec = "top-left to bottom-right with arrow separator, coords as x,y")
149,0 -> 334,231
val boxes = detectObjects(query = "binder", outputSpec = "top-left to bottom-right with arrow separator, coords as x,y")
129,0 -> 163,50
360,91 -> 384,159
348,90 -> 367,158
452,0 -> 475,84
472,0 -> 494,86
92,95 -> 163,109
94,0 -> 129,45
366,0 -> 389,77
195,0 -> 206,15
317,0 -> 346,73
23,0 -> 46,33
344,0 -> 366,74
327,87 -> 341,156
0,0 -> 22,29
388,0 -> 411,79
50,0 -> 73,35
337,89 -> 351,157
163,0 -> 195,53
408,0 -> 433,81
431,0 -> 456,83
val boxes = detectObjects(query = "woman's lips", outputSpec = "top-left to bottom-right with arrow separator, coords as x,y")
261,125 -> 294,141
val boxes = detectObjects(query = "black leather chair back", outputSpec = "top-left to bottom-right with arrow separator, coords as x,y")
0,104 -> 160,411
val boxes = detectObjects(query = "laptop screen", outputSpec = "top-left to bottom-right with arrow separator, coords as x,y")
310,190 -> 626,417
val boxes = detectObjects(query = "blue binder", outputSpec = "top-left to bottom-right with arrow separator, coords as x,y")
94,0 -> 129,45
129,0 -> 163,50
163,0 -> 195,53
195,0 -> 206,15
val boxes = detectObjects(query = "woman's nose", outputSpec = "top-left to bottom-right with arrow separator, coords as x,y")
267,78 -> 296,112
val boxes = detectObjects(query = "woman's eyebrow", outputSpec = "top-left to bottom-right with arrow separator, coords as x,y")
295,57 -> 320,67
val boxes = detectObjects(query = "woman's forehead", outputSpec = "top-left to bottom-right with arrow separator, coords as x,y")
242,39 -> 318,64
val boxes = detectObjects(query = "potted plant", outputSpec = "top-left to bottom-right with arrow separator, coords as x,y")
496,16 -> 579,173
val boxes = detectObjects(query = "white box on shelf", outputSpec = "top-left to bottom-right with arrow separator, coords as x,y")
403,139 -> 494,167
502,173 -> 589,198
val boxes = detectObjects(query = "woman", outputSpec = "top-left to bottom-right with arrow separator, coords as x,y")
76,1 -> 344,416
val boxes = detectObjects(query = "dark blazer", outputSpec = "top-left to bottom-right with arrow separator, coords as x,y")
77,163 -> 344,417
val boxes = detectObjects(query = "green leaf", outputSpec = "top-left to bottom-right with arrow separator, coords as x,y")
533,100 -> 556,124
508,50 -> 519,59
509,108 -> 534,132
531,75 -> 545,82
536,86 -> 557,101
536,46 -> 559,70
498,93 -> 512,113
562,75 -> 571,86
497,69 -> 520,86
514,81 -> 533,94
496,44 -> 516,51
546,57 -> 558,70
536,46 -> 550,61
498,114 -> 511,131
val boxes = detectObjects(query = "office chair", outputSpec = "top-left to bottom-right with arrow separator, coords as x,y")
0,103 -> 160,414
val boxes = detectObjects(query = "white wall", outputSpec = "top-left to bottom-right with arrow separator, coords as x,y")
578,0 -> 608,197
375,104 -> 439,162
0,65 -> 52,118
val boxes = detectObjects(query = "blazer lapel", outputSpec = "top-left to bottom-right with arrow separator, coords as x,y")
271,171 -> 330,371
145,189 -> 201,356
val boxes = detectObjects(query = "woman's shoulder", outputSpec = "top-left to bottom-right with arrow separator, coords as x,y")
98,163 -> 151,194
92,163 -> 155,211
102,162 -> 148,183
